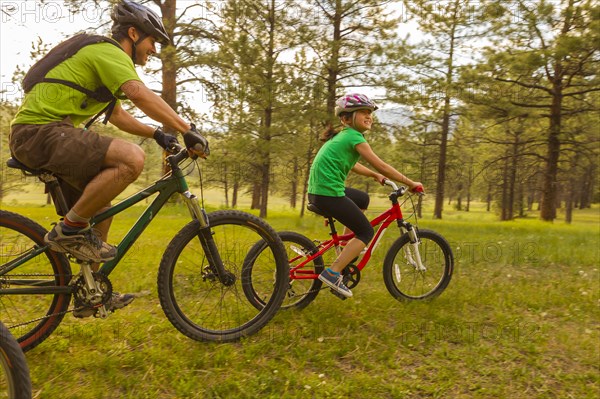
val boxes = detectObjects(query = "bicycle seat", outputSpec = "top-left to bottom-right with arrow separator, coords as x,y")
6,158 -> 45,176
307,203 -> 331,218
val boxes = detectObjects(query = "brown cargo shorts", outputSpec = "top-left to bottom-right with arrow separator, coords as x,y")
9,117 -> 113,212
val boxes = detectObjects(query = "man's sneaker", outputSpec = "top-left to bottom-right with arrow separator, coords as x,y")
73,292 -> 135,318
107,292 -> 135,311
45,223 -> 117,263
318,268 -> 353,298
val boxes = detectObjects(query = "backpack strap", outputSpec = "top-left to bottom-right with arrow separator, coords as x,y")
23,33 -> 124,128
84,100 -> 117,130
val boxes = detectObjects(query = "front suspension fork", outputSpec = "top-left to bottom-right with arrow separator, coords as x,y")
181,191 -> 234,286
400,222 -> 426,271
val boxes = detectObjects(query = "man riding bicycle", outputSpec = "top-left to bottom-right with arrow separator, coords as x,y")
8,0 -> 208,316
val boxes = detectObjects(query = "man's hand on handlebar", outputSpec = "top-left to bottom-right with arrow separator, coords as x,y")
183,123 -> 210,159
153,127 -> 180,151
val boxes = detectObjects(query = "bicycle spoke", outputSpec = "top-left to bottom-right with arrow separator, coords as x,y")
1,211 -> 72,351
158,210 -> 288,341
383,229 -> 453,301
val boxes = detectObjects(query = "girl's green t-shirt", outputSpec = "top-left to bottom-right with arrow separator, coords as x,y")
308,127 -> 367,197
12,42 -> 141,127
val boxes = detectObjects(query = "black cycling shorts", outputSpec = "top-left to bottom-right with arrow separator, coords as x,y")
308,187 -> 374,245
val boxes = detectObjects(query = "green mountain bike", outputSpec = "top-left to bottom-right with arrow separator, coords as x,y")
1,145 -> 288,352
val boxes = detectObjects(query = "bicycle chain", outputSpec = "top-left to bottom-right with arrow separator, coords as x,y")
2,273 -> 100,330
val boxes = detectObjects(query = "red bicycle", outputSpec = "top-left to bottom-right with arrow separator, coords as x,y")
242,180 -> 454,310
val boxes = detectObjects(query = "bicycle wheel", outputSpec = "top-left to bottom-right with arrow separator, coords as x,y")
157,210 -> 288,342
383,229 -> 453,301
243,231 -> 324,311
0,321 -> 32,399
0,210 -> 72,352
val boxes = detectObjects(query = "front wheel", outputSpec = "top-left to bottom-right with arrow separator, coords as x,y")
0,321 -> 32,399
383,229 -> 453,301
157,210 -> 288,342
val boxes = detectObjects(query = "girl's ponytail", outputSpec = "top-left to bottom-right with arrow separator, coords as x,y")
319,124 -> 339,142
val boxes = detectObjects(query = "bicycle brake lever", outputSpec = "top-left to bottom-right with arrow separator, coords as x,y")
167,143 -> 183,154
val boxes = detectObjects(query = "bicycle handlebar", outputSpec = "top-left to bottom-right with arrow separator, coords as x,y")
383,179 -> 400,191
165,143 -> 190,167
383,179 -> 424,197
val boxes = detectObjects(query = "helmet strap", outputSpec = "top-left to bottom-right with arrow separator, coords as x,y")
339,113 -> 356,128
128,27 -> 149,65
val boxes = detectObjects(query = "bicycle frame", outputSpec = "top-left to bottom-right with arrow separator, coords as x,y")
290,185 -> 417,281
0,150 -> 205,293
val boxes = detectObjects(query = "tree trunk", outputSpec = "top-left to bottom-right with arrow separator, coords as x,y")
501,157 -> 509,220
290,157 -> 298,208
433,23 -> 456,219
232,180 -> 238,208
325,1 -> 342,120
539,61 -> 564,221
433,114 -> 448,219
159,0 -> 178,176
251,182 -> 261,210
565,188 -> 573,224
223,164 -> 230,208
260,160 -> 270,218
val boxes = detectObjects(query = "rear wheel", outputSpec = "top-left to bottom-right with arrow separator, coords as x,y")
0,210 -> 72,352
157,210 -> 288,342
243,231 -> 324,310
0,321 -> 31,398
382,229 -> 453,301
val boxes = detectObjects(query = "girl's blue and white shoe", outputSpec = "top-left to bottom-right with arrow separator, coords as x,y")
318,268 -> 353,298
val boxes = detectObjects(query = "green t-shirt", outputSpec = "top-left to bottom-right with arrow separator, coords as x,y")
11,42 -> 141,127
308,127 -> 367,197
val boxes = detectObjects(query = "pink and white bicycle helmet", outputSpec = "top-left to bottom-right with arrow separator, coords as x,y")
334,93 -> 378,117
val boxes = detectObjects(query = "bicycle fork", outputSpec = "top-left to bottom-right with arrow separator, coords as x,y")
181,191 -> 235,286
400,223 -> 426,272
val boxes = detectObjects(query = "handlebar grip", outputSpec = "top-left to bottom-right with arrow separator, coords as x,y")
192,143 -> 209,155
383,179 -> 399,190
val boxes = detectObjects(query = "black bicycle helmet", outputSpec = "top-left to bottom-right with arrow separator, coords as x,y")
111,0 -> 170,45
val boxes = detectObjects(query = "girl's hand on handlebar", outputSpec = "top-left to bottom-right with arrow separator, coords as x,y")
374,173 -> 387,185
410,182 -> 425,194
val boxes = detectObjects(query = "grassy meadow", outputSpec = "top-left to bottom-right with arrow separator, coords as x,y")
1,187 -> 598,398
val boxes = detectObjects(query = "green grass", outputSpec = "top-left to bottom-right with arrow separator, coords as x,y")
1,201 -> 599,399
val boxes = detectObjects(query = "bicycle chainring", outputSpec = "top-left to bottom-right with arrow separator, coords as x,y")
342,264 -> 361,289
73,272 -> 113,308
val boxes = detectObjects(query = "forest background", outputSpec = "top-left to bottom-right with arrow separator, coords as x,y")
0,0 -> 598,222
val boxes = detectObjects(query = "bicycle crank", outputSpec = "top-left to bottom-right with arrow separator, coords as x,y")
73,264 -> 113,318
342,264 -> 361,289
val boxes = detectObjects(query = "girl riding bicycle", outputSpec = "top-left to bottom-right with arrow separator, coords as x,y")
308,93 -> 423,298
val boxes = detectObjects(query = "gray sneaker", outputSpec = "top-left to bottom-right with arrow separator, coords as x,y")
318,269 -> 353,298
45,223 -> 116,263
73,292 -> 135,318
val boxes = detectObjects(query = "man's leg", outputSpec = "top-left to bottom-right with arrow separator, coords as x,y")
71,139 -> 145,218
45,139 -> 145,263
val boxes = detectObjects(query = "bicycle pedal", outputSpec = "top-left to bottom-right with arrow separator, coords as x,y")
329,288 -> 348,300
